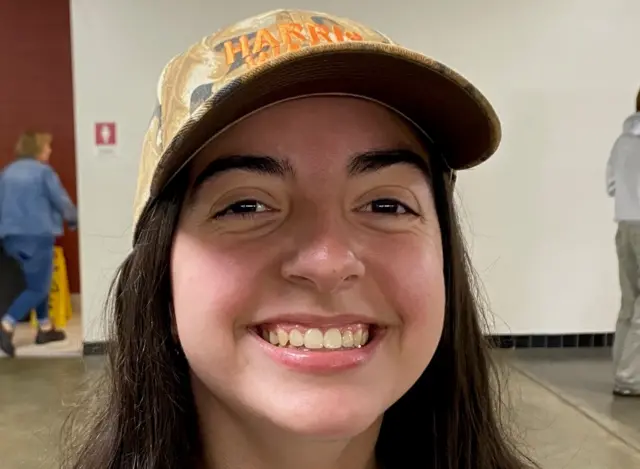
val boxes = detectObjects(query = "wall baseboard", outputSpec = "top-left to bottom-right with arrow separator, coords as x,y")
83,342 -> 108,355
82,332 -> 616,356
487,332 -> 615,349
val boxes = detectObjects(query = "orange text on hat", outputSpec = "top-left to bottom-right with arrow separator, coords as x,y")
223,23 -> 363,67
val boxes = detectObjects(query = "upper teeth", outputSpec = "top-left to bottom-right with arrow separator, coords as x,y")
261,326 -> 370,349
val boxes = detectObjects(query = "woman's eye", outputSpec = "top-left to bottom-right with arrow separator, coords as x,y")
212,200 -> 271,219
359,198 -> 417,216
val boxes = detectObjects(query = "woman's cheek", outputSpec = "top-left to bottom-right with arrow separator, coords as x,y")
171,233 -> 258,335
370,229 -> 444,324
396,264 -> 445,329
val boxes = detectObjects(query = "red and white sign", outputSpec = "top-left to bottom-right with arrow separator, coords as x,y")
95,122 -> 116,146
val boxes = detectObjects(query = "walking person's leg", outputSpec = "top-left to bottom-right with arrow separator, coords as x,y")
34,294 -> 65,344
0,236 -> 59,357
34,297 -> 50,327
0,236 -> 38,356
614,224 -> 636,374
615,223 -> 640,396
21,237 -> 65,344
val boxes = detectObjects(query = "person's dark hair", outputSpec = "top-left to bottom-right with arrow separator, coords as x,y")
636,88 -> 640,112
63,150 -> 537,469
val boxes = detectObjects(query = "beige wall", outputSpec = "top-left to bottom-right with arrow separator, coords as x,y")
71,0 -> 640,342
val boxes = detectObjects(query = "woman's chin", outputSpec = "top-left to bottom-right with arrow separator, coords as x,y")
259,400 -> 383,440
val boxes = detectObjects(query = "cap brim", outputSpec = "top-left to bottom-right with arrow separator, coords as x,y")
152,42 -> 500,195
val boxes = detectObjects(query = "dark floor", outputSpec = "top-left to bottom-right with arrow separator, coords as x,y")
514,347 -> 640,448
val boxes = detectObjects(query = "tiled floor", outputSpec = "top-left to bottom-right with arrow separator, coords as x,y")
510,370 -> 640,467
513,347 -> 640,452
0,358 -> 99,469
0,351 -> 639,468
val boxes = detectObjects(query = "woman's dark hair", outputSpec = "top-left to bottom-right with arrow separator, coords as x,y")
636,88 -> 640,112
63,151 -> 537,469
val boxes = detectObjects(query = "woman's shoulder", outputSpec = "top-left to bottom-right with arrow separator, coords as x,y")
1,160 -> 55,187
6,158 -> 48,171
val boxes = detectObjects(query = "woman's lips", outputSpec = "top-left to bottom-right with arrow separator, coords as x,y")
250,322 -> 384,373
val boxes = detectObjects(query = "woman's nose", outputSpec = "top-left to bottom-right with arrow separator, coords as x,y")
280,226 -> 365,294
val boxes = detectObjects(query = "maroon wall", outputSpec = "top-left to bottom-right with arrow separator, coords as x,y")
0,0 -> 79,293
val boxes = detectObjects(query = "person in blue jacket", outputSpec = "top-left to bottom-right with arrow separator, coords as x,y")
0,131 -> 77,357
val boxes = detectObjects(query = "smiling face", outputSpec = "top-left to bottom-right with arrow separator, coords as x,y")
171,96 -> 446,440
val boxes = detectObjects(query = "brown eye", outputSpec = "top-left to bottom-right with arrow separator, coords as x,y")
359,198 -> 418,216
213,200 -> 271,219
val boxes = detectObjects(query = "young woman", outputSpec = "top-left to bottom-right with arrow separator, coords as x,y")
0,132 -> 77,357
65,9 -> 537,469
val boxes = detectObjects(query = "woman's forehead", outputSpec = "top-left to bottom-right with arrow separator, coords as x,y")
190,96 -> 429,174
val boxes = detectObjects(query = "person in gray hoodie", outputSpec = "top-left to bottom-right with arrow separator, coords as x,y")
606,90 -> 640,397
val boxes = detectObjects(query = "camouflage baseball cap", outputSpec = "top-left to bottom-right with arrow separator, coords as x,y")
133,9 -> 501,227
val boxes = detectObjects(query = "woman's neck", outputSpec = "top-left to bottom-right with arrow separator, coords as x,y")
195,388 -> 381,469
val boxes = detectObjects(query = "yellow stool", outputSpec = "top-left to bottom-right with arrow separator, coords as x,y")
30,246 -> 73,329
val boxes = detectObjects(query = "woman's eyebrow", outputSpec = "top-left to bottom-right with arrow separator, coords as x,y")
192,154 -> 294,190
347,149 -> 431,177
190,148 -> 430,199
